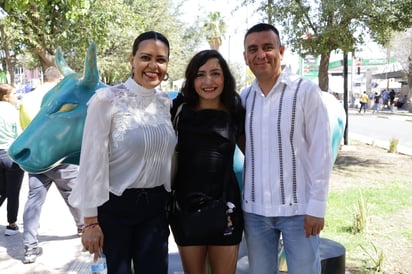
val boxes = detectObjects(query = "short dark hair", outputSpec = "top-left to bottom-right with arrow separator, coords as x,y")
244,23 -> 281,45
181,49 -> 241,113
132,31 -> 170,57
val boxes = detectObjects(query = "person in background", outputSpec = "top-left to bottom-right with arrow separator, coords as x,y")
396,94 -> 407,109
240,23 -> 332,274
170,50 -> 244,274
372,92 -> 381,114
381,88 -> 389,110
20,67 -> 62,127
0,84 -> 24,236
389,89 -> 396,112
69,31 -> 175,274
19,66 -> 84,264
359,91 -> 369,114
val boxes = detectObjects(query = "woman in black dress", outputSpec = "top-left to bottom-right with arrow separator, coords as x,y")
170,50 -> 244,274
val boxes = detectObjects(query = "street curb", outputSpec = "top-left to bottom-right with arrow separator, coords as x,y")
348,132 -> 412,156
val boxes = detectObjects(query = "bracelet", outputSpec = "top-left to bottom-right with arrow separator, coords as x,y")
83,222 -> 99,231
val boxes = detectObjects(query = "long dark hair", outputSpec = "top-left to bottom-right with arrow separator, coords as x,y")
180,50 -> 242,114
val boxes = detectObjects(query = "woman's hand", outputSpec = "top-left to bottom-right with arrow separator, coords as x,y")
82,218 -> 104,262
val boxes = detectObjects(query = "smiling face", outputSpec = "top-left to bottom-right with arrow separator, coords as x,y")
130,39 -> 169,89
194,58 -> 224,106
243,30 -> 285,88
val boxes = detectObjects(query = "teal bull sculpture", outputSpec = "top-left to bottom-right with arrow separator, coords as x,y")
8,43 -> 346,177
8,43 -> 108,173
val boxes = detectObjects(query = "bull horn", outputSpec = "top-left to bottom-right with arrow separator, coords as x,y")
81,42 -> 100,88
55,46 -> 76,76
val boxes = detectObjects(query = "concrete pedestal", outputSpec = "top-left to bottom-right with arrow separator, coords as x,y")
320,238 -> 346,274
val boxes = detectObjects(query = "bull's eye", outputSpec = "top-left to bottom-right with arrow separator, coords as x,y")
58,103 -> 78,112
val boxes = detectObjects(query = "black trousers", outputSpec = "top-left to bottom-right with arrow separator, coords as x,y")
98,186 -> 169,274
0,149 -> 24,224
359,102 -> 367,112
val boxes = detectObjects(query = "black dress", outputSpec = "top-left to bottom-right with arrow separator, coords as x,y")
170,103 -> 244,246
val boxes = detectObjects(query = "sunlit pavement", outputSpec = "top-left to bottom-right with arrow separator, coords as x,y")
348,108 -> 412,156
0,174 -> 251,274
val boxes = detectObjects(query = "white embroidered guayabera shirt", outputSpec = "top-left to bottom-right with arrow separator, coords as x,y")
240,68 -> 332,218
69,78 -> 176,217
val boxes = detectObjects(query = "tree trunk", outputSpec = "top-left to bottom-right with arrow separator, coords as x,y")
318,52 -> 331,91
408,72 -> 412,113
34,48 -> 56,72
267,0 -> 274,24
0,24 -> 14,84
408,53 -> 412,113
208,38 -> 220,51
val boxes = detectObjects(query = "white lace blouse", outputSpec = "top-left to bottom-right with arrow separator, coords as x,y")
69,78 -> 176,217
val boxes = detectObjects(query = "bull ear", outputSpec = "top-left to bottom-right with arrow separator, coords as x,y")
81,42 -> 100,88
55,46 -> 76,76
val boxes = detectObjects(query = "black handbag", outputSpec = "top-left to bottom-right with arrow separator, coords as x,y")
169,191 -> 227,239
169,166 -> 231,240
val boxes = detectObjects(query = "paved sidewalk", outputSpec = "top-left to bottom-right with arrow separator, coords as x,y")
0,175 -> 185,274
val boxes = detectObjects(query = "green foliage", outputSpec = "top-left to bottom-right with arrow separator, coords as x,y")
251,0 -> 364,56
242,0 -> 371,90
202,11 -> 226,50
365,0 -> 412,45
141,0 -> 202,86
244,0 -> 412,56
2,0 -> 115,70
0,0 -> 202,87
240,0 -> 412,91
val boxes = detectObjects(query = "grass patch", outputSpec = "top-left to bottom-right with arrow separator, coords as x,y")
388,138 -> 399,153
351,192 -> 369,234
323,181 -> 412,272
402,229 -> 412,241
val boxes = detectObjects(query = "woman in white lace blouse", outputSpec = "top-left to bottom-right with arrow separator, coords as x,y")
70,31 -> 176,274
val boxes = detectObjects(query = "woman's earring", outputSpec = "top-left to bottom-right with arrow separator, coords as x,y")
163,73 -> 169,81
131,67 -> 134,78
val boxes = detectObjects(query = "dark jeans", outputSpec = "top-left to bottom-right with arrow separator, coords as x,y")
0,149 -> 25,224
359,102 -> 367,113
98,186 -> 169,274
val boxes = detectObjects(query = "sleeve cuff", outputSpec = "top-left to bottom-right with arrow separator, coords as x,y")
306,200 -> 327,218
84,207 -> 98,218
